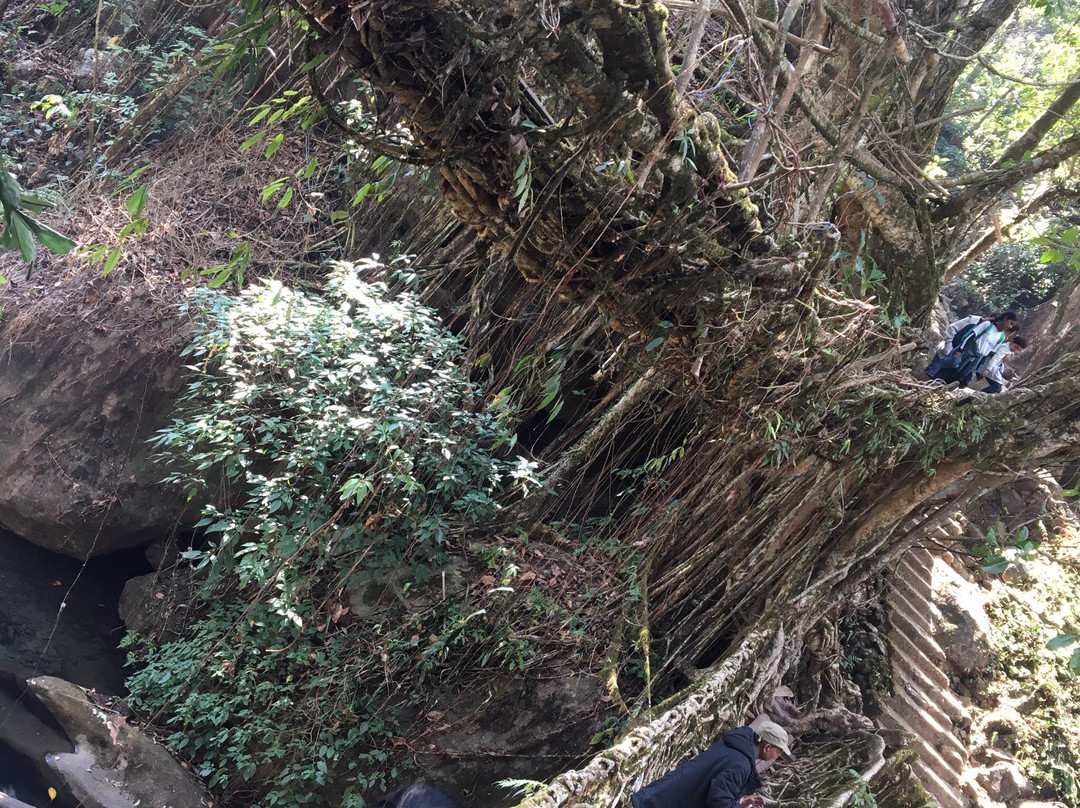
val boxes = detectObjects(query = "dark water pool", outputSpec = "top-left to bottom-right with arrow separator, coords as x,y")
1,738 -> 53,805
0,527 -> 152,808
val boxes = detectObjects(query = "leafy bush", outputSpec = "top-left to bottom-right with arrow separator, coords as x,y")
126,258 -> 539,807
947,241 -> 1068,316
973,521 -> 1039,576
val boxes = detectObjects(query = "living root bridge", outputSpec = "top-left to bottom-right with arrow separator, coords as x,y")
518,623 -> 887,808
525,349 -> 1080,805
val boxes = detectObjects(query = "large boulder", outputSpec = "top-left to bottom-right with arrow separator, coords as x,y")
117,569 -> 191,641
415,673 -> 602,808
27,676 -> 212,808
973,761 -> 1034,805
72,48 -> 128,91
0,273 -> 196,558
0,662 -> 73,805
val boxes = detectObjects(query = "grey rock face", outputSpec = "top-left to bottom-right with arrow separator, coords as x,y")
931,559 -> 995,674
0,280 -> 198,559
118,570 -> 190,640
973,761 -> 1033,804
27,676 -> 213,808
415,673 -> 602,807
72,48 -> 127,90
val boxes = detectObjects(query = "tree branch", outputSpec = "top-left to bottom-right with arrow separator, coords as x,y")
933,133 -> 1080,222
991,69 -> 1080,170
739,0 -> 828,182
675,0 -> 713,95
943,186 -> 1059,282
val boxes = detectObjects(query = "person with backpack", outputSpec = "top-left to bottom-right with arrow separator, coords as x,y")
921,311 -> 1018,387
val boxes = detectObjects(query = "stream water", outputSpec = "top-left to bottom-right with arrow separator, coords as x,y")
0,527 -> 148,806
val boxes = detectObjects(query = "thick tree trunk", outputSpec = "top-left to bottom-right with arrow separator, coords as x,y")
288,0 -> 1067,333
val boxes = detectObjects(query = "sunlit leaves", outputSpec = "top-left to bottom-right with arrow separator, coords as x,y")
137,257 -> 541,806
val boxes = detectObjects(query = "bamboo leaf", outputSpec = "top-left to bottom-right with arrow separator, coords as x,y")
239,131 -> 268,152
265,133 -> 285,158
28,219 -> 76,255
248,107 -> 271,126
11,212 -> 36,263
261,177 -> 288,203
103,246 -> 122,276
127,184 -> 148,218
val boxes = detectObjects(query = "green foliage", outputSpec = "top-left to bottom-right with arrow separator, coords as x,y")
846,772 -> 878,808
589,714 -> 631,748
832,230 -> 888,305
241,90 -> 327,211
754,382 -> 988,481
0,6 -> 231,180
0,166 -> 75,266
973,521 -> 1039,576
37,1 -> 70,17
81,167 -> 151,276
1029,220 -> 1080,286
127,258 -> 541,807
983,566 -> 1080,800
946,4 -> 1080,169
1045,632 -> 1080,675
947,239 -> 1070,317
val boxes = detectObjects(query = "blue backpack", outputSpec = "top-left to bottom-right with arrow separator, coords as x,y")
937,322 -> 998,383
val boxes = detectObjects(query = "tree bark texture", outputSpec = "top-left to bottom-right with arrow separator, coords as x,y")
288,0 -> 1079,334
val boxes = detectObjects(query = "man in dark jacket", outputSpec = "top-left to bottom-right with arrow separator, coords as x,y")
630,722 -> 791,808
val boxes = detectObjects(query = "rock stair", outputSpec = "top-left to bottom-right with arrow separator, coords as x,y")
879,546 -> 969,808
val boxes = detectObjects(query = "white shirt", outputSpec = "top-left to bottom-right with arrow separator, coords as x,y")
980,343 -> 1012,384
937,315 -> 982,357
972,322 -> 1007,357
938,316 -> 1004,358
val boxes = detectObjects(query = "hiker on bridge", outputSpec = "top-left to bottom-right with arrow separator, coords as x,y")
975,333 -> 1027,394
921,311 -> 1018,387
630,721 -> 791,808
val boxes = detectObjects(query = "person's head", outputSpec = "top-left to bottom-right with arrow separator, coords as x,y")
753,721 -> 792,762
996,311 -> 1019,332
1010,334 -> 1027,352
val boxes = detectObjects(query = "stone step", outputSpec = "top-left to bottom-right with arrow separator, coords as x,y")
889,580 -> 935,635
889,606 -> 948,670
887,626 -> 949,691
883,543 -> 973,808
882,688 -> 966,771
888,639 -> 969,723
910,756 -> 966,808
878,704 -> 966,808
895,552 -> 933,601
894,563 -> 932,606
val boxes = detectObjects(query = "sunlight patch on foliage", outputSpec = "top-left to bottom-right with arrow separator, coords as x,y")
126,257 -> 541,807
